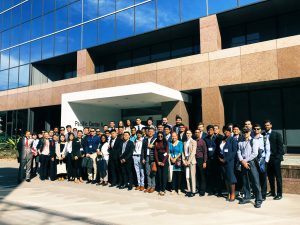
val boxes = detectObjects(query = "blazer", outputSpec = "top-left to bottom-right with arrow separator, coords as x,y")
144,136 -> 157,163
216,136 -> 238,165
268,131 -> 284,161
17,137 -> 34,160
108,137 -> 123,160
182,139 -> 197,165
133,138 -> 148,163
120,140 -> 134,162
178,132 -> 187,143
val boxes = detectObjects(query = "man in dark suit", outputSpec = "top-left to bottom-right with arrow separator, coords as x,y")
108,129 -> 122,187
264,120 -> 284,200
119,131 -> 134,190
178,123 -> 187,142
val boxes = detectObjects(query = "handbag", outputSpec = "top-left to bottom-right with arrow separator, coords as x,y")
151,162 -> 157,173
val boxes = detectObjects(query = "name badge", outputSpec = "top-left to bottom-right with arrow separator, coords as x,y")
89,145 -> 92,149
208,147 -> 213,152
80,148 -> 83,151
224,149 -> 229,153
163,153 -> 167,156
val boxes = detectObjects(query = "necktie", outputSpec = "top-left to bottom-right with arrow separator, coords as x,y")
25,138 -> 28,148
138,126 -> 140,131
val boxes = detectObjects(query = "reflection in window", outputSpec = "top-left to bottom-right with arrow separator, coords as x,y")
116,51 -> 131,69
68,26 -> 81,53
8,67 -> 19,89
9,47 -> 19,68
246,18 -> 276,44
157,0 -> 180,28
0,70 -> 8,91
2,11 -> 10,31
10,26 -> 21,46
83,0 -> 98,21
31,0 -> 43,19
133,47 -> 150,66
19,64 -> 30,88
208,0 -> 237,15
83,21 -> 98,48
69,0 -> 82,26
42,36 -> 54,59
151,42 -> 171,62
55,31 -> 68,56
1,30 -> 10,49
171,37 -> 194,58
31,17 -> 43,39
135,1 -> 156,35
30,40 -> 42,62
11,6 -> 21,27
55,6 -> 68,31
116,8 -> 134,39
222,25 -> 246,48
43,12 -> 55,35
21,21 -> 31,43
98,15 -> 115,44
0,50 -> 9,70
116,0 -> 134,10
56,0 -> 69,9
181,0 -> 207,21
99,0 -> 115,16
239,0 -> 259,6
20,44 -> 30,65
278,11 -> 300,38
44,0 -> 55,14
21,1 -> 31,23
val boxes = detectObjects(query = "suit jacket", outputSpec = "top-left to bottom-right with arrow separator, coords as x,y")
134,138 -> 148,162
182,139 -> 197,165
144,136 -> 156,162
178,132 -> 187,143
216,136 -> 238,165
120,140 -> 134,162
17,137 -> 34,160
108,137 -> 123,160
268,131 -> 284,161
71,139 -> 82,159
49,139 -> 57,158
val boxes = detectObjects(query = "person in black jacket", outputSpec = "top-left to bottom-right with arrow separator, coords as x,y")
49,134 -> 59,181
119,131 -> 134,190
108,129 -> 123,187
264,120 -> 284,200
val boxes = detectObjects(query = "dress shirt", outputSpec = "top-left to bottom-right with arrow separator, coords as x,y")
253,134 -> 271,163
122,140 -> 128,154
134,138 -> 143,155
237,138 -> 259,162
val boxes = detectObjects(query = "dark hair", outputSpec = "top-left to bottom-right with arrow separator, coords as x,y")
100,134 -> 108,142
198,122 -> 204,126
136,130 -> 143,135
105,130 -> 110,133
123,131 -> 130,135
83,127 -> 89,130
254,123 -> 261,128
264,119 -> 272,125
164,125 -> 171,130
66,125 -> 72,128
206,125 -> 214,131
118,126 -> 124,129
244,120 -> 252,124
232,124 -> 240,129
60,126 -> 65,130
103,124 -> 108,127
155,131 -> 168,149
110,129 -> 117,133
222,125 -> 231,133
67,133 -> 75,141
77,130 -> 83,133
176,115 -> 182,120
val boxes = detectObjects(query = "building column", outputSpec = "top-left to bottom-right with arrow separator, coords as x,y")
161,101 -> 189,127
201,87 -> 224,128
77,49 -> 95,77
199,14 -> 222,53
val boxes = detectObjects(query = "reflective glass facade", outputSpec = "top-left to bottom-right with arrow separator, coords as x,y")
0,0 -> 261,91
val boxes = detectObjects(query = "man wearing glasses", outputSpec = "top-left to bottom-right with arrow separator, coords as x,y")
253,124 -> 270,201
86,128 -> 100,184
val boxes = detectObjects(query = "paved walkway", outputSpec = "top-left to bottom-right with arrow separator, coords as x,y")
0,160 -> 300,225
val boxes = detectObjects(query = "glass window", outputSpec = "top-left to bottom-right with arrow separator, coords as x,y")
278,11 -> 300,38
2,11 -> 11,31
171,37 -> 194,58
116,0 -> 133,10
0,70 -> 8,91
20,43 -> 30,65
8,67 -> 19,89
116,51 -> 131,69
0,14 -> 2,33
11,25 -> 21,46
98,15 -> 115,44
222,25 -> 246,48
99,0 -> 115,16
239,0 -> 259,6
83,20 -> 98,48
208,0 -> 237,15
21,0 -> 31,23
20,21 -> 31,43
11,5 -> 21,27
116,8 -> 134,39
55,6 -> 68,31
1,30 -> 10,49
133,47 -> 150,66
68,26 -> 81,52
30,40 -> 42,62
9,47 -> 19,68
69,0 -> 82,26
83,0 -> 98,21
151,42 -> 171,63
157,0 -> 180,28
0,50 -> 9,70
54,31 -> 67,56
43,12 -> 55,35
31,0 -> 43,19
31,16 -> 43,39
44,0 -> 55,13
135,1 -> 155,35
181,0 -> 207,21
56,0 -> 68,9
246,18 -> 276,44
18,64 -> 30,87
42,35 -> 54,59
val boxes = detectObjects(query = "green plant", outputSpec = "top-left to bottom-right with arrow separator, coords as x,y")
6,138 -> 19,151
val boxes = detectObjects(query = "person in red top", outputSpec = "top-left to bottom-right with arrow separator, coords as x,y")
155,131 -> 169,196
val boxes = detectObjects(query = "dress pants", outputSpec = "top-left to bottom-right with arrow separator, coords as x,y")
186,164 -> 196,193
49,158 -> 57,181
39,154 -> 50,180
206,158 -> 218,194
259,163 -> 268,198
267,158 -> 282,196
145,156 -> 156,188
133,155 -> 144,187
31,155 -> 39,176
18,151 -> 33,182
87,153 -> 97,181
72,158 -> 82,179
109,158 -> 121,185
242,161 -> 263,204
196,158 -> 206,195
172,171 -> 182,192
66,153 -> 73,179
120,160 -> 133,186
157,162 -> 169,192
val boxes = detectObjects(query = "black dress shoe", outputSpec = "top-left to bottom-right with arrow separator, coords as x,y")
189,193 -> 195,197
274,195 -> 282,200
185,192 -> 191,197
109,184 -> 115,187
26,179 -> 30,182
262,197 -> 266,201
128,186 -> 133,191
91,180 -> 97,184
199,193 -> 205,197
254,203 -> 261,208
239,199 -> 251,204
266,192 -> 275,197
119,185 -> 126,189
96,182 -> 101,186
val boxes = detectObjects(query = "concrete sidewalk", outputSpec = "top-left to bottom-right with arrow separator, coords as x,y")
0,160 -> 299,225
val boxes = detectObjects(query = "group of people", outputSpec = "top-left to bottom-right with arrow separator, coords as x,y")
17,116 -> 285,208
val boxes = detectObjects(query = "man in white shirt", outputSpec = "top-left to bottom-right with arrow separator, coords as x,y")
134,117 -> 145,131
133,130 -> 146,191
